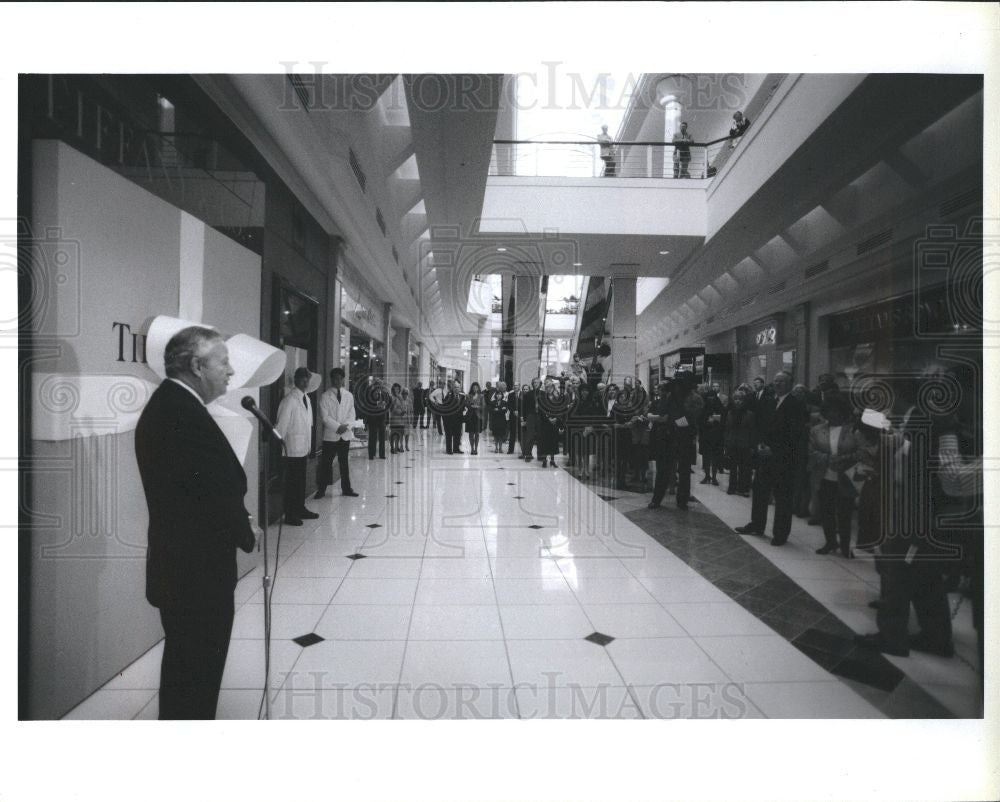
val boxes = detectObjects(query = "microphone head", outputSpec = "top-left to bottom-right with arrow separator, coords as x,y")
240,396 -> 256,410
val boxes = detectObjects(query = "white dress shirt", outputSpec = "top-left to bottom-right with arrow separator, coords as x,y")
275,387 -> 313,457
319,387 -> 356,442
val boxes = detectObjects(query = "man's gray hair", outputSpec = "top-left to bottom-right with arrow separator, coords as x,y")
164,326 -> 223,378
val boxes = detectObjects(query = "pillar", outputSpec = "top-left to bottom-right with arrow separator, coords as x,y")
418,341 -> 431,386
609,276 -> 637,385
382,301 -> 393,381
512,274 -> 541,385
398,327 -> 411,387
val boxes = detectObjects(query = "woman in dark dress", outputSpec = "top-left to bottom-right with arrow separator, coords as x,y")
465,382 -> 486,455
489,381 -> 509,452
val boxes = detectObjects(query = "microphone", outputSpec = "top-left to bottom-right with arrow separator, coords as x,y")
241,396 -> 283,442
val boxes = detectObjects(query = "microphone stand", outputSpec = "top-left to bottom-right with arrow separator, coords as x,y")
257,425 -> 286,720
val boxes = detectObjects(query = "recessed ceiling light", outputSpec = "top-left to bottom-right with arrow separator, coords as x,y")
573,262 -> 582,267
659,250 -> 670,255
497,247 -> 507,252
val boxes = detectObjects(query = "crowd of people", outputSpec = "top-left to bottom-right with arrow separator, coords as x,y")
363,362 -> 979,665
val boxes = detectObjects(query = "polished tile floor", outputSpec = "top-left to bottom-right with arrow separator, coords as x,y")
64,428 -> 981,720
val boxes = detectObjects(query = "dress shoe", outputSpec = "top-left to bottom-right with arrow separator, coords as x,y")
867,600 -> 882,610
710,478 -> 719,486
734,524 -> 761,535
342,490 -> 359,497
770,537 -> 787,547
688,496 -> 700,505
807,518 -> 822,526
284,518 -> 303,526
677,502 -> 689,510
840,548 -> 855,559
909,635 -> 954,658
300,509 -> 319,520
854,633 -> 909,657
647,502 -> 662,509
699,477 -> 711,485
816,543 -> 838,555
313,490 -> 326,500
726,489 -> 736,495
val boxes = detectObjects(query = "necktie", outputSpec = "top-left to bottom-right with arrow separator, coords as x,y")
303,395 -> 308,409
337,390 -> 342,402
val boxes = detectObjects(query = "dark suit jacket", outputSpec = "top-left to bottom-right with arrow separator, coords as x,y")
135,380 -> 255,612
753,393 -> 807,460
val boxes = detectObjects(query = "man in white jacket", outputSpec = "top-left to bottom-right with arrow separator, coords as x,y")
314,367 -> 359,499
276,367 -> 318,525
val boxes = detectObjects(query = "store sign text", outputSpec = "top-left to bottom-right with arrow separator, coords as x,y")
755,326 -> 777,347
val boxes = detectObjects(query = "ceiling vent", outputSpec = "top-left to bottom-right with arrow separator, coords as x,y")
287,75 -> 311,112
392,245 -> 399,264
939,186 -> 981,218
766,280 -> 786,296
706,315 -> 715,325
739,295 -> 758,308
349,148 -> 367,193
856,228 -> 893,256
804,260 -> 829,280
375,208 -> 387,236
693,322 -> 702,330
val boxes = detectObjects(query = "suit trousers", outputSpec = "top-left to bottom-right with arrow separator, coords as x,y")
444,416 -> 463,453
875,558 -> 953,653
433,412 -> 443,434
158,602 -> 234,719
317,440 -> 352,493
507,416 -> 518,453
651,436 -> 692,506
367,421 -> 385,458
819,479 -> 854,552
751,454 -> 794,541
283,455 -> 308,518
523,414 -> 538,458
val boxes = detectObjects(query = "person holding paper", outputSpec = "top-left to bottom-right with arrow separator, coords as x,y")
135,326 -> 257,719
315,367 -> 358,498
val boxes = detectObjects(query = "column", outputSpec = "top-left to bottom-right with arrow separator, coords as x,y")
398,327 -> 411,387
382,302 -> 393,381
512,275 -> 541,385
661,95 -> 682,178
418,341 -> 431,386
609,276 -> 637,385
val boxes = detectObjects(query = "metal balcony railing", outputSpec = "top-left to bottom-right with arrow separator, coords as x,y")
489,136 -> 741,180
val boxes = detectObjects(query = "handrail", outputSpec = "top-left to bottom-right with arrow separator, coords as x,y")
493,136 -> 737,148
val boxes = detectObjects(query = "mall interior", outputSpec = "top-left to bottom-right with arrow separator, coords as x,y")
18,72 -> 985,722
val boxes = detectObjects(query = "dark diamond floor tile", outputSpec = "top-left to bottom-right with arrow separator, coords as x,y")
293,633 -> 324,648
346,553 -> 367,561
513,496 -> 525,500
385,494 -> 397,498
507,483 -> 516,486
584,632 -> 615,646
365,524 -> 382,529
527,524 -> 544,530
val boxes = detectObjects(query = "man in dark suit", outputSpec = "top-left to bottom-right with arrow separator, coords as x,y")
442,379 -> 465,454
135,326 -> 257,719
735,370 -> 807,545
